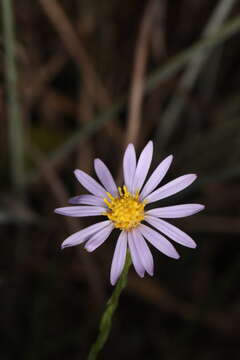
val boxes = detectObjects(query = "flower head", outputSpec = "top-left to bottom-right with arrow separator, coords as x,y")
103,186 -> 145,230
55,141 -> 204,285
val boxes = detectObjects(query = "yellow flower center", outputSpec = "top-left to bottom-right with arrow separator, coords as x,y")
103,186 -> 146,231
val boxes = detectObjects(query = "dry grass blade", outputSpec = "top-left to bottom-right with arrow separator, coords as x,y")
125,0 -> 158,147
24,52 -> 68,108
38,0 -> 123,144
155,0 -> 237,150
25,13 -> 240,185
2,0 -> 25,194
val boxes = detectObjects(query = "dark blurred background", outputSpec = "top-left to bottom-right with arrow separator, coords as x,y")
1,0 -> 240,359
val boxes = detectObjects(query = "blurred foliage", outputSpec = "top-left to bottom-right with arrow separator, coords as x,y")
1,0 -> 240,359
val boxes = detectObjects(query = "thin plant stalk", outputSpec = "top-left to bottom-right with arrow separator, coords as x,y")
87,252 -> 132,360
2,0 -> 25,194
155,0 -> 236,150
26,13 -> 240,185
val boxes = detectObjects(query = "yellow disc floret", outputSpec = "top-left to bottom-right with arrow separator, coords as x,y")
103,186 -> 145,231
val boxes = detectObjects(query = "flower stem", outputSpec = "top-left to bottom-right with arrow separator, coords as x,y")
87,252 -> 132,360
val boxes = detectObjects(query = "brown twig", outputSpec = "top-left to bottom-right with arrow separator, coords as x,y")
38,0 -> 123,145
125,0 -> 157,147
116,1 -> 157,185
38,0 -> 106,105
24,52 -> 68,108
77,89 -> 95,173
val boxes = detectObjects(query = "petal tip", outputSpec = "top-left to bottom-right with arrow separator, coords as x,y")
84,244 -> 90,252
126,143 -> 136,155
84,244 -> 94,252
126,143 -> 134,151
94,158 -> 101,165
171,250 -> 180,259
54,208 -> 62,215
185,240 -> 197,249
147,140 -> 153,149
110,277 -> 117,286
74,169 -> 81,179
61,242 -> 69,250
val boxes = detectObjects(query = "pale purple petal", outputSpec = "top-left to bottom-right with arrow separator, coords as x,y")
68,194 -> 106,206
140,155 -> 173,200
54,206 -> 106,217
61,220 -> 111,249
110,231 -> 127,285
145,174 -> 197,203
145,215 -> 196,248
84,223 -> 114,252
132,141 -> 153,193
128,230 -> 145,277
133,227 -> 154,276
139,224 -> 180,259
123,143 -> 136,193
74,169 -> 106,197
94,159 -> 118,195
146,204 -> 205,218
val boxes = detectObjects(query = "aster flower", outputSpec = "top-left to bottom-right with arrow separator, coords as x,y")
55,141 -> 204,285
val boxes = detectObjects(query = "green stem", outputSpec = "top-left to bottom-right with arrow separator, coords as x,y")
87,252 -> 132,360
2,0 -> 25,194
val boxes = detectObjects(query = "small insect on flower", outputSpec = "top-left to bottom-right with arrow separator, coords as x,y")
55,141 -> 205,285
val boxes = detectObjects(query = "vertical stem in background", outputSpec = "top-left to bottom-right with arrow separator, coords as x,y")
87,252 -> 132,360
155,0 -> 237,152
2,0 -> 25,194
125,0 -> 156,148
